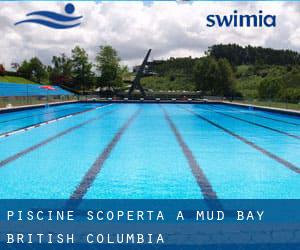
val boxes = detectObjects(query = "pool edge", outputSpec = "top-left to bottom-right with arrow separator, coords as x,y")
1,99 -> 299,117
0,100 -> 79,114
222,101 -> 300,117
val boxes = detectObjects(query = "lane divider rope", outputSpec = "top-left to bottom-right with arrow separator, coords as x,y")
203,106 -> 300,140
0,104 -> 112,139
179,105 -> 300,174
0,107 -> 116,168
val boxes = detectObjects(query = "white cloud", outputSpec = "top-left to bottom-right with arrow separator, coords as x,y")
0,1 -> 300,70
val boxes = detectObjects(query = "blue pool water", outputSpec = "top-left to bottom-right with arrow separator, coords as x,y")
0,103 -> 298,199
0,103 -> 103,136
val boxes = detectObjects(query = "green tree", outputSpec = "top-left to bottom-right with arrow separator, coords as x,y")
71,46 -> 94,91
50,54 -> 73,85
29,57 -> 47,83
280,88 -> 300,102
258,78 -> 283,99
95,45 -> 122,88
193,57 -> 218,94
18,58 -> 47,83
194,57 -> 235,96
215,58 -> 235,96
208,44 -> 300,66
18,60 -> 32,79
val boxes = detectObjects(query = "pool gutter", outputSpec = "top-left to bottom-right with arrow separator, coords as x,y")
222,101 -> 300,117
0,100 -> 79,114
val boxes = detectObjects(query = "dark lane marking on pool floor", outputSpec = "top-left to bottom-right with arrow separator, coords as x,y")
160,105 -> 218,200
0,104 -> 91,124
0,104 -> 111,139
203,106 -> 300,140
0,109 -> 116,168
180,106 -> 300,174
212,105 -> 300,126
251,113 -> 300,126
70,108 -> 141,200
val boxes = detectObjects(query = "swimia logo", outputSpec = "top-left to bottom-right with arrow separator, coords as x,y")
206,10 -> 276,28
15,3 -> 82,29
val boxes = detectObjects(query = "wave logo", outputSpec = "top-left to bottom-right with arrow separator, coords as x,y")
15,3 -> 82,29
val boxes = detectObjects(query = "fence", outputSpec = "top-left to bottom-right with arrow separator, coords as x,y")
231,97 -> 300,111
0,84 -> 299,112
0,82 -> 77,108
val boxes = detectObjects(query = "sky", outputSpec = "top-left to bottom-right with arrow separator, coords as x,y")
0,1 -> 300,70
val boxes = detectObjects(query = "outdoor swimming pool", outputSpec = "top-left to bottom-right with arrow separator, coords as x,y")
0,103 -> 298,199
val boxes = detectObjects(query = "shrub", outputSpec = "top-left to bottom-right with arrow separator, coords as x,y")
258,78 -> 283,99
279,88 -> 300,103
169,75 -> 176,82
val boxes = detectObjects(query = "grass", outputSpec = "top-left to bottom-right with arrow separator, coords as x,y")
0,76 -> 37,84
